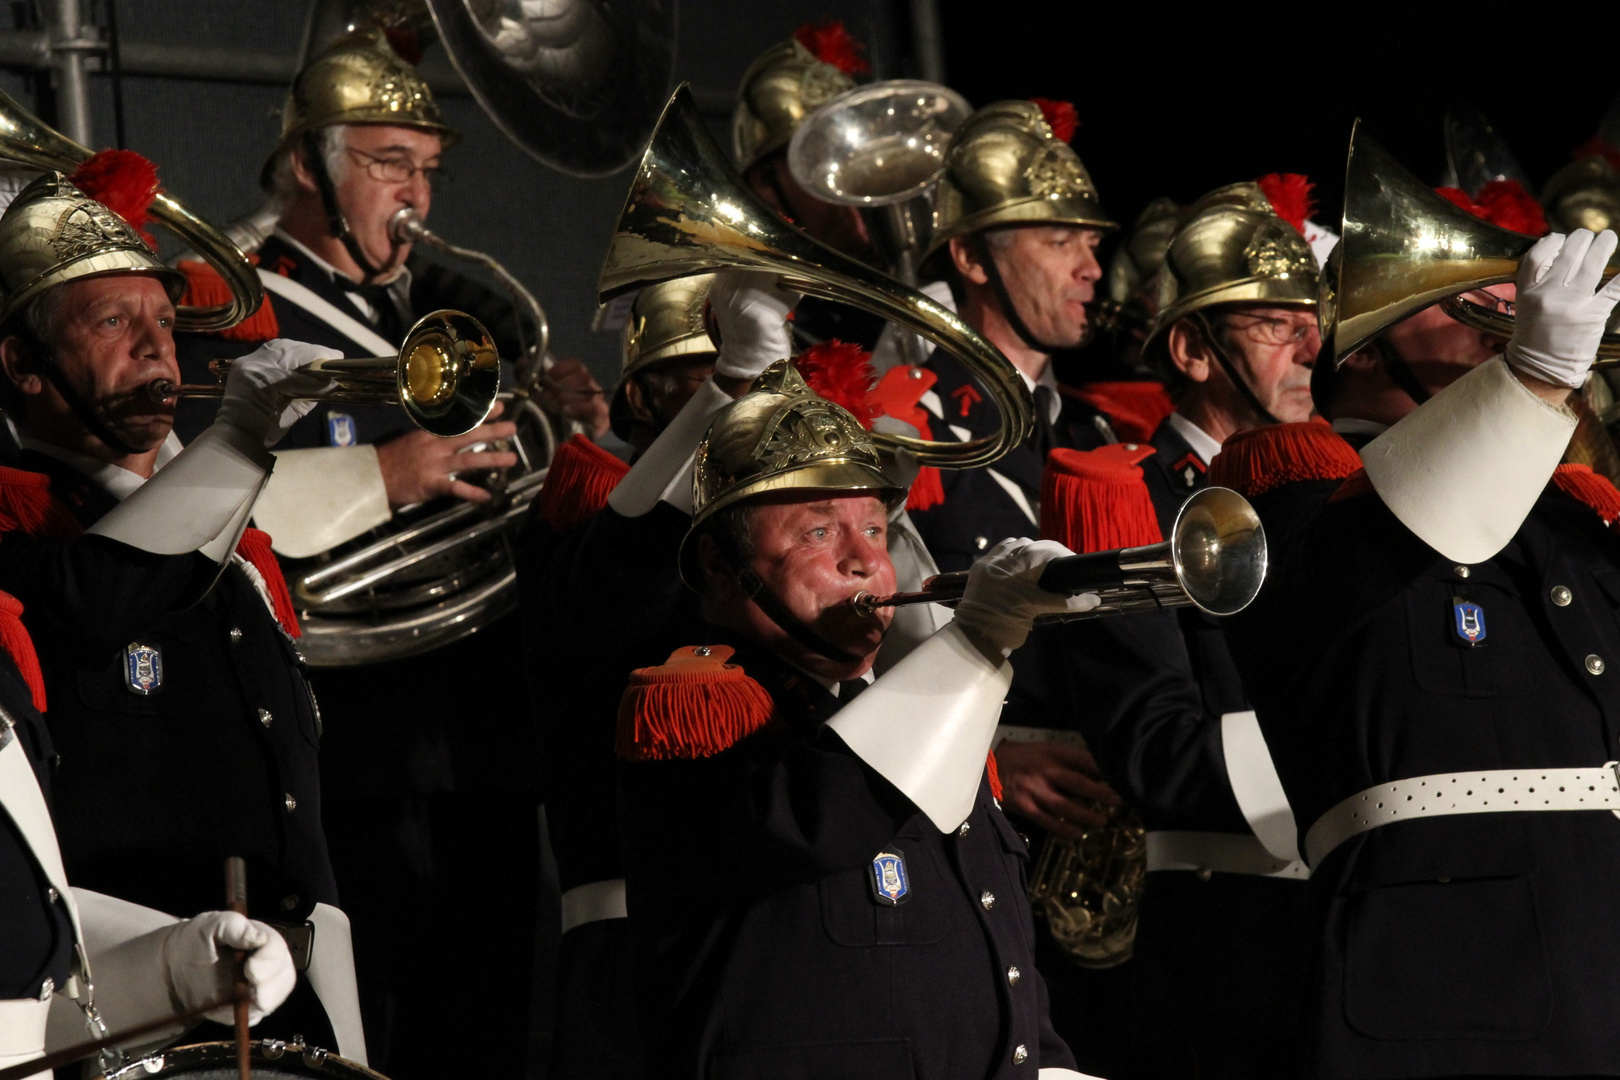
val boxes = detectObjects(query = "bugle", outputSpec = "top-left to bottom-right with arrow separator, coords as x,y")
852,486 -> 1267,621
148,309 -> 500,439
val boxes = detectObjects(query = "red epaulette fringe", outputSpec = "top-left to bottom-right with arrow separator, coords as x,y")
0,592 -> 46,713
1064,381 -> 1175,445
178,259 -> 279,342
1208,423 -> 1361,499
235,527 -> 301,638
616,645 -> 775,762
1552,463 -> 1620,526
986,749 -> 1003,802
0,467 -> 82,540
534,434 -> 630,536
1041,444 -> 1162,553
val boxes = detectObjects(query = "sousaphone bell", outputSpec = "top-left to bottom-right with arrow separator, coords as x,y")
1321,118 -> 1620,365
598,84 -> 1032,470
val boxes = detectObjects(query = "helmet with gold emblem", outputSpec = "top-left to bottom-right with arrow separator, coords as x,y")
0,172 -> 183,326
927,98 -> 1117,261
679,360 -> 903,589
610,274 -> 718,440
1542,152 -> 1620,235
732,22 -> 868,173
1105,196 -> 1189,331
1143,183 -> 1318,360
262,26 -> 457,184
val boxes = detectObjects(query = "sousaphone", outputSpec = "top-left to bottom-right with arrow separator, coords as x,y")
1320,118 -> 1620,365
598,84 -> 1032,469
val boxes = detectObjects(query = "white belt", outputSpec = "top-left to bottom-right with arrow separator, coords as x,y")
560,879 -> 628,935
1304,762 -> 1620,867
1146,830 -> 1309,879
0,997 -> 50,1080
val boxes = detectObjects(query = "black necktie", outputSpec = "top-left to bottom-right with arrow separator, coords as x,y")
838,679 -> 869,703
349,283 -> 405,344
1033,385 -> 1059,459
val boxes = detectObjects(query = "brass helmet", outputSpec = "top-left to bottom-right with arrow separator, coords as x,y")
1106,196 -> 1189,325
1144,188 -> 1318,359
679,360 -> 903,589
262,26 -> 456,184
0,172 -> 183,326
1542,153 -> 1620,234
928,100 -> 1117,260
610,274 -> 718,441
732,38 -> 859,173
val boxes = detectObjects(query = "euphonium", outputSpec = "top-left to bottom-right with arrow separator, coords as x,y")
0,87 -> 261,332
598,84 -> 1033,470
1028,798 -> 1147,969
1320,119 -> 1620,366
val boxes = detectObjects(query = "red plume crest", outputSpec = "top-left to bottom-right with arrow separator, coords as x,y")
1030,98 -> 1078,143
793,21 -> 869,75
794,340 -> 877,428
69,149 -> 160,247
1255,173 -> 1315,236
1436,180 -> 1548,236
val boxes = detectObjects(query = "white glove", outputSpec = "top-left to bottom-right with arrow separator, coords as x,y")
163,911 -> 297,1026
1504,228 -> 1620,389
217,339 -> 340,446
953,538 -> 1101,657
709,269 -> 801,380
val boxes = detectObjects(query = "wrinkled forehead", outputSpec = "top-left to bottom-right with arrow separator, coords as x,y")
55,271 -> 177,315
340,122 -> 443,160
747,491 -> 888,526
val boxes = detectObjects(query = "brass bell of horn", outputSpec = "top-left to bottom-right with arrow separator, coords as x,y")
0,87 -> 262,333
1321,118 -> 1620,366
597,83 -> 1033,470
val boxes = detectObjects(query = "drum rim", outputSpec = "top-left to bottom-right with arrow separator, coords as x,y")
105,1039 -> 388,1079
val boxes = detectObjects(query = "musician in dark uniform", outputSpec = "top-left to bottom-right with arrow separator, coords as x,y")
0,592 -> 298,1074
617,359 -> 1093,1079
518,275 -> 719,1080
899,97 -> 1128,1075
0,173 -> 358,1056
1218,225 -> 1620,1079
171,31 -> 605,1075
1054,189 -> 1321,1078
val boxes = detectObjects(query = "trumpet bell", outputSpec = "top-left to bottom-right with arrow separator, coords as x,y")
598,84 -> 1032,470
396,310 -> 502,437
1169,486 -> 1267,616
787,80 -> 970,208
1322,119 -> 1620,365
0,87 -> 262,333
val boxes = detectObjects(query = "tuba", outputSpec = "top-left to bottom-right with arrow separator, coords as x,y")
0,87 -> 261,331
598,84 -> 1033,470
1320,119 -> 1620,366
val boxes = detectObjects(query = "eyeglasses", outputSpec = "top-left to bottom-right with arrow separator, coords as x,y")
1224,312 -> 1321,348
345,146 -> 453,189
1457,289 -> 1514,318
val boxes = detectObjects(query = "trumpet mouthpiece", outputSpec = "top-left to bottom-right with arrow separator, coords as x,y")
850,591 -> 882,618
146,379 -> 180,403
390,207 -> 427,244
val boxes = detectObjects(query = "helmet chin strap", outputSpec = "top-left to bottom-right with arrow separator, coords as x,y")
303,131 -> 387,284
1187,310 -> 1282,428
969,233 -> 1075,356
713,530 -> 862,666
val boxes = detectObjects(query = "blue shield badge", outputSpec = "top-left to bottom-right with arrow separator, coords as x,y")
327,412 -> 357,447
869,851 -> 910,906
1452,600 -> 1487,646
125,643 -> 163,695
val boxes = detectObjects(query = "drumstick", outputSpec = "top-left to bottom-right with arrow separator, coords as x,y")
0,992 -> 235,1080
225,856 -> 251,1080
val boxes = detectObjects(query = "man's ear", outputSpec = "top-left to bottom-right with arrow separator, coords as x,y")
697,532 -> 733,598
288,144 -> 322,195
0,335 -> 45,401
621,376 -> 656,427
1166,319 -> 1213,385
948,236 -> 988,286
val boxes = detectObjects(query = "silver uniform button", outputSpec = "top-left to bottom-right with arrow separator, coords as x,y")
1012,1044 -> 1028,1065
1454,565 -> 1471,579
1587,654 -> 1606,675
258,708 -> 274,728
1196,867 -> 1213,882
229,627 -> 243,643
975,536 -> 990,551
1552,586 -> 1573,606
47,887 -> 59,903
281,893 -> 300,911
39,977 -> 53,1001
958,821 -> 971,838
1007,965 -> 1021,986
980,890 -> 996,910
285,793 -> 298,812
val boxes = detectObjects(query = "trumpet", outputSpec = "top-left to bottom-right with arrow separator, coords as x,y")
851,487 -> 1267,621
147,309 -> 500,438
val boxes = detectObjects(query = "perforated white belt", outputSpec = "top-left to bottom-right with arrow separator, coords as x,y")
560,878 -> 628,935
1146,830 -> 1309,879
1304,762 -> 1620,867
0,997 -> 50,1080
